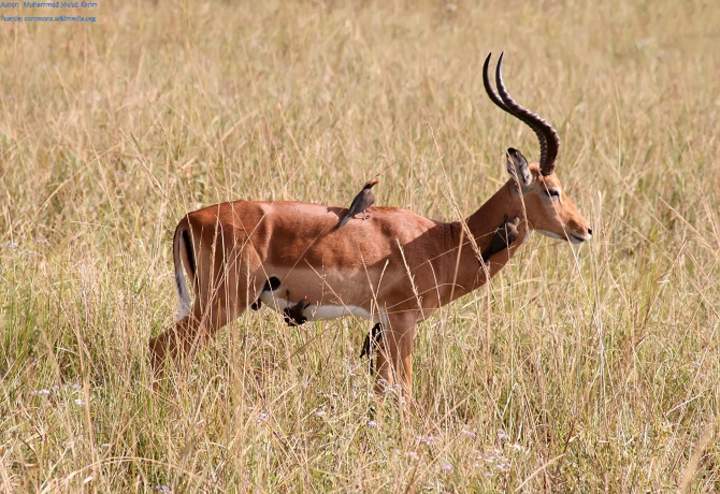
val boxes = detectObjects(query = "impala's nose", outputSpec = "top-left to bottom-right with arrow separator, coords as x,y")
587,227 -> 593,237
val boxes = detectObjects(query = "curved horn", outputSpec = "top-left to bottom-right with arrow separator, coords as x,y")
494,53 -> 560,175
482,53 -> 509,113
483,53 -> 549,170
483,52 -> 560,175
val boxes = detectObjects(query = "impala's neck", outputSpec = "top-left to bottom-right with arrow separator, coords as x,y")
443,180 -> 529,303
466,180 -> 525,239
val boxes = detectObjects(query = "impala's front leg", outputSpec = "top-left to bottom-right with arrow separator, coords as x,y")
360,322 -> 383,374
375,313 -> 418,400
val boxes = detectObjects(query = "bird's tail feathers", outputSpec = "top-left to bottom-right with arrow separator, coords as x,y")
336,214 -> 351,229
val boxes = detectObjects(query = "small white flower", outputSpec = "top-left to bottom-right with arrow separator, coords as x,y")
155,485 -> 172,494
482,448 -> 506,465
367,420 -> 378,429
511,443 -> 526,453
33,389 -> 52,397
461,429 -> 477,439
406,451 -> 419,460
314,408 -> 326,418
74,398 -> 85,406
417,435 -> 435,445
441,462 -> 453,473
257,412 -> 269,423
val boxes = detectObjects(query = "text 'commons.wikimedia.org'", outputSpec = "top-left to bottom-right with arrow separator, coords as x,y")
1,2 -> 97,23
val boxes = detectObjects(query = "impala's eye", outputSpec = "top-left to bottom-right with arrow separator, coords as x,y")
545,189 -> 560,199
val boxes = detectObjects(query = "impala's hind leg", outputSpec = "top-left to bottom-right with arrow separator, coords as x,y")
150,298 -> 245,371
149,304 -> 236,373
149,277 -> 260,374
149,242 -> 264,373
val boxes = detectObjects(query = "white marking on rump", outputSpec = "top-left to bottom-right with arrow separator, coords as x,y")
257,291 -> 373,322
175,270 -> 191,321
175,298 -> 191,321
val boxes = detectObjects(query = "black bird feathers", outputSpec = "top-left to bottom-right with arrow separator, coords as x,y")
337,179 -> 379,228
481,216 -> 521,263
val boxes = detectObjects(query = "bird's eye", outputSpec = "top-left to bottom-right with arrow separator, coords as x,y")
545,189 -> 560,199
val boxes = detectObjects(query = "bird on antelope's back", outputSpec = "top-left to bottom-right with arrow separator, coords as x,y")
336,179 -> 379,228
482,216 -> 521,263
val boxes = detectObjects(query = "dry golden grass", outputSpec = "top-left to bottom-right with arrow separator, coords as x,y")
1,0 -> 720,491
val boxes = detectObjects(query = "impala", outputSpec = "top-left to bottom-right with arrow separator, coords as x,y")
149,53 -> 592,397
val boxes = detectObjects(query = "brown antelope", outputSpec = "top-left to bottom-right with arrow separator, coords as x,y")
149,53 -> 592,398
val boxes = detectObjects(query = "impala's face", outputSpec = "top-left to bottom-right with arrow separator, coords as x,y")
506,148 -> 592,244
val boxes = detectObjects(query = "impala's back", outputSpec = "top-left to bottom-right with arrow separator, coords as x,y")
177,199 -> 450,324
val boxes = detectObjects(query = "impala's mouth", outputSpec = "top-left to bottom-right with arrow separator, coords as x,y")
536,229 -> 592,244
569,232 -> 591,244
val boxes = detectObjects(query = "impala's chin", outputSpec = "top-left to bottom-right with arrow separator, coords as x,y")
536,230 -> 592,244
536,230 -> 564,240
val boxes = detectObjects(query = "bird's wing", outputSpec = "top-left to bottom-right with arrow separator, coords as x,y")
346,192 -> 364,215
336,193 -> 360,228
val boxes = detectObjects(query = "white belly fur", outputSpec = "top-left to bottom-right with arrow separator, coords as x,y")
258,291 -> 373,322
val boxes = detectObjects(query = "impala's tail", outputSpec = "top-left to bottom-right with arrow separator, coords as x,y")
173,221 -> 196,321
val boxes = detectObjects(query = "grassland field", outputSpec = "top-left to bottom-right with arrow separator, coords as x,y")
1,0 -> 720,492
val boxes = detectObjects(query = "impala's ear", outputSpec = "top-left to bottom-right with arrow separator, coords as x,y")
505,147 -> 532,188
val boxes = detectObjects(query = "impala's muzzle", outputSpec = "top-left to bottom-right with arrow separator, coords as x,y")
567,226 -> 593,244
555,200 -> 592,245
